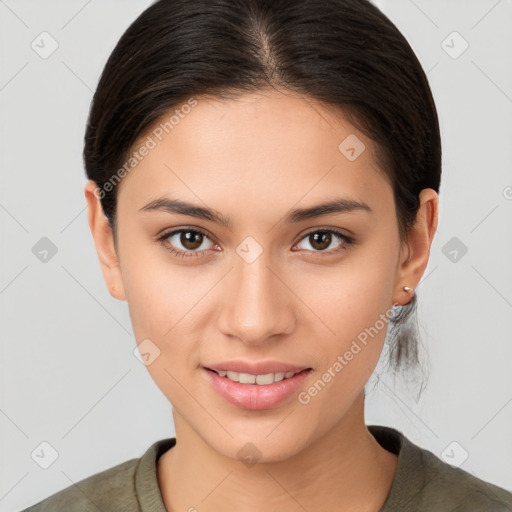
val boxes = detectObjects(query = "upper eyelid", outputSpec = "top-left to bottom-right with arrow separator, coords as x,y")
159,226 -> 215,241
298,226 -> 353,240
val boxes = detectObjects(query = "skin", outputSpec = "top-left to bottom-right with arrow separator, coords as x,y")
85,88 -> 438,511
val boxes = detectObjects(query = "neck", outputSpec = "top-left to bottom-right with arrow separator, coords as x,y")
158,393 -> 398,511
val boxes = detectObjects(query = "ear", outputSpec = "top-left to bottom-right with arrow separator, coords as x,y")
393,188 -> 439,306
84,180 -> 126,301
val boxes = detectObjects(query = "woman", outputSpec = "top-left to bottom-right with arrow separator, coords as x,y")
23,0 -> 512,510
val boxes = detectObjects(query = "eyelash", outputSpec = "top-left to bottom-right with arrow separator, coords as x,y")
157,227 -> 355,259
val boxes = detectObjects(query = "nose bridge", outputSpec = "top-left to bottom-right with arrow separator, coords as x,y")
219,247 -> 294,344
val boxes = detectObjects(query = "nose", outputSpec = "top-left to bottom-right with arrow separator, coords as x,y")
217,250 -> 296,345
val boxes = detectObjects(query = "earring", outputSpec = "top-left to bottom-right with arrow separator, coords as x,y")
403,286 -> 413,293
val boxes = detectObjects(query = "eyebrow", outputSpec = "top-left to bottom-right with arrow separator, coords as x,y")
139,196 -> 372,228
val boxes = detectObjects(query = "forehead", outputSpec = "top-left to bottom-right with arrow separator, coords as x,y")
116,89 -> 392,221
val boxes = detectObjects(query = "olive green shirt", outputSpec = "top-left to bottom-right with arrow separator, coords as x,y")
21,425 -> 512,511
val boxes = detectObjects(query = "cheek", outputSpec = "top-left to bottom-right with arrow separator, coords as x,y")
293,241 -> 398,398
294,299 -> 392,431
299,239 -> 398,341
122,259 -> 200,405
118,240 -> 213,400
118,231 -> 195,337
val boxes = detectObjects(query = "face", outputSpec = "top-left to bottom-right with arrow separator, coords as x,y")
87,89 -> 434,463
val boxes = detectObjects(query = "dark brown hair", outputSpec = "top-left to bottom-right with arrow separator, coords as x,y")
83,0 -> 442,377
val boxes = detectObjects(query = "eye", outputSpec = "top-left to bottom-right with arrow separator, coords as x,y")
294,228 -> 354,254
157,228 -> 217,258
157,226 -> 354,259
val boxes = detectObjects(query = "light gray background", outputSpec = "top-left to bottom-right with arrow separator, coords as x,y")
1,1 -> 511,510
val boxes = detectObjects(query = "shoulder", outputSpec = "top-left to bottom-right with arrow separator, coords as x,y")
21,455 -> 141,512
369,425 -> 512,511
415,443 -> 512,511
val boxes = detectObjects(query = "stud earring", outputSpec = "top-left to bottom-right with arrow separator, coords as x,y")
403,286 -> 413,293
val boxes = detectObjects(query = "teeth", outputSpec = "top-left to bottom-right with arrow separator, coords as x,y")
226,371 -> 239,381
239,372 -> 256,384
216,370 -> 301,385
256,373 -> 275,385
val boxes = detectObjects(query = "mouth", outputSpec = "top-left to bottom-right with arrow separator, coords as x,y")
202,367 -> 313,410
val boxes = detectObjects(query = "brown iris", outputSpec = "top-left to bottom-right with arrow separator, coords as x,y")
308,232 -> 332,251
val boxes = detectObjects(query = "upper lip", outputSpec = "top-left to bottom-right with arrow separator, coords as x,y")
204,360 -> 312,375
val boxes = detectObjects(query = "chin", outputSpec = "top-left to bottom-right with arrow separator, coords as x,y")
202,425 -> 312,466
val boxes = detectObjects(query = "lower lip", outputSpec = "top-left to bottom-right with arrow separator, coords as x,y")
203,368 -> 312,410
